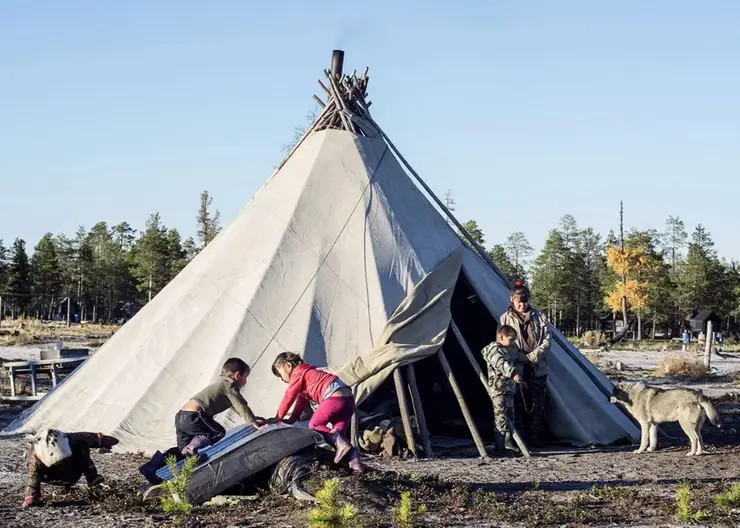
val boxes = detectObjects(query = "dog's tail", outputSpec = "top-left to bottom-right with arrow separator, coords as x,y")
700,398 -> 721,427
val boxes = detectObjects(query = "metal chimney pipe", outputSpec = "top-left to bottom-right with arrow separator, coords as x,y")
331,49 -> 344,78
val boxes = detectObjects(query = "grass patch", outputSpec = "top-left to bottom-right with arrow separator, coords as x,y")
589,484 -> 639,503
676,483 -> 710,523
715,482 -> 740,511
0,319 -> 120,345
656,357 -> 711,379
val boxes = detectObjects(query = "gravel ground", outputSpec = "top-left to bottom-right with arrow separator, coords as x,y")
1,346 -> 739,527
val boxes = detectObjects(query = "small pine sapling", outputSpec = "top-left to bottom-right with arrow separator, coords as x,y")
308,477 -> 357,528
392,491 -> 426,528
160,455 -> 197,516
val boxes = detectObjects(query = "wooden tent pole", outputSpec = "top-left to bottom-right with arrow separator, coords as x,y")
350,412 -> 358,447
450,321 -> 530,458
393,368 -> 417,457
436,349 -> 488,458
405,363 -> 433,458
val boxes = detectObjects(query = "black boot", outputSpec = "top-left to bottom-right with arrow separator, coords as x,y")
494,433 -> 507,456
504,432 -> 520,453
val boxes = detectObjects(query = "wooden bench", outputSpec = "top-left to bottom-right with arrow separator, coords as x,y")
2,357 -> 87,401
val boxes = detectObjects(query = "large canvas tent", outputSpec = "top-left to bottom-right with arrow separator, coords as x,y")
4,51 -> 638,454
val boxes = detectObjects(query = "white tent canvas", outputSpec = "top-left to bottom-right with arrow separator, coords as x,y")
5,54 -> 638,454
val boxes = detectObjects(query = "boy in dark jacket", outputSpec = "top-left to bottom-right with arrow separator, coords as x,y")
23,429 -> 119,508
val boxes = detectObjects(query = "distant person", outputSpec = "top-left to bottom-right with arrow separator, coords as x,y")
176,358 -> 260,455
716,331 -> 724,353
23,429 -> 119,508
482,325 -> 525,455
500,281 -> 551,446
682,330 -> 691,351
271,352 -> 362,473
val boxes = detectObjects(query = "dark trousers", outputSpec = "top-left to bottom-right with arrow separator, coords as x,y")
515,368 -> 549,444
25,432 -> 117,500
175,410 -> 226,451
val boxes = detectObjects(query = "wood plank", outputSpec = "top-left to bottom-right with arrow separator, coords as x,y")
437,349 -> 488,459
393,368 -> 417,457
1,395 -> 43,402
405,363 -> 433,458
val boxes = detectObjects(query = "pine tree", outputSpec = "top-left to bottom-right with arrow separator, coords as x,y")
661,216 -> 688,271
166,229 -> 187,279
8,238 -> 31,315
196,191 -> 221,248
182,237 -> 199,262
30,233 -> 63,319
130,213 -> 171,302
504,232 -> 533,277
460,220 -> 485,247
488,244 -> 518,284
443,190 -> 456,225
679,225 -> 723,314
531,230 -> 568,324
0,239 -> 9,292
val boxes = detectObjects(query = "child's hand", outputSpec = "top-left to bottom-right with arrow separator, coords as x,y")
513,374 -> 522,384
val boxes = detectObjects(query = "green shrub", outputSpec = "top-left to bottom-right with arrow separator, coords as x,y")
160,455 -> 197,516
676,484 -> 709,523
714,482 -> 740,511
308,477 -> 357,528
391,491 -> 426,528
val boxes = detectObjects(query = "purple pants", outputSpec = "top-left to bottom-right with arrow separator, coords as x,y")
308,396 -> 355,442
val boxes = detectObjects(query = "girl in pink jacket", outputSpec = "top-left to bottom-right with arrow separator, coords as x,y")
272,352 -> 362,473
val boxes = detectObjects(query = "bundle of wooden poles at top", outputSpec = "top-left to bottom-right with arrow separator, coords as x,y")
277,50 -> 377,172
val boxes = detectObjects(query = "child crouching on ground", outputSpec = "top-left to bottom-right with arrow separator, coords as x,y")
272,352 -> 363,473
22,429 -> 119,508
482,325 -> 525,455
175,357 -> 260,455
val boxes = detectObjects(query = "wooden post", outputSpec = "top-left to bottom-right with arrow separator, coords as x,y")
350,412 -> 358,447
29,364 -> 37,397
450,321 -> 530,458
51,363 -> 58,387
8,366 -> 16,398
393,368 -> 417,457
66,297 -> 71,327
405,363 -> 433,458
437,349 -> 488,459
704,320 -> 713,369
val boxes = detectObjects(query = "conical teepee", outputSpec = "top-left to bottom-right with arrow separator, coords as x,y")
5,51 -> 638,453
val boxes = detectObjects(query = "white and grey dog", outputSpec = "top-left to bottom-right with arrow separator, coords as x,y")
610,381 -> 721,456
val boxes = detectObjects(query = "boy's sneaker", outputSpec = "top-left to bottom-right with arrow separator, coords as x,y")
333,433 -> 353,464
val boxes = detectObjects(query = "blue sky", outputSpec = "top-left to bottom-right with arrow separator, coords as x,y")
1,1 -> 738,261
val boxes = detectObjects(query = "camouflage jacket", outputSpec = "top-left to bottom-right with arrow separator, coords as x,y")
481,342 -> 524,395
